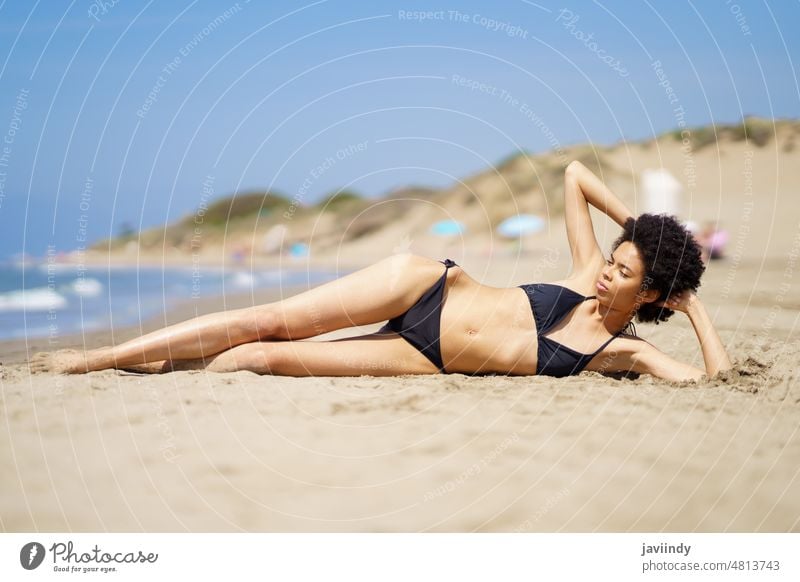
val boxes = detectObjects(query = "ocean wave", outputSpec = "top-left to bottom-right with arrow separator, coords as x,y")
229,271 -> 256,288
0,287 -> 68,312
64,277 -> 104,297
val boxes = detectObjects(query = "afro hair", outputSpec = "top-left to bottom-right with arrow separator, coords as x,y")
611,213 -> 705,325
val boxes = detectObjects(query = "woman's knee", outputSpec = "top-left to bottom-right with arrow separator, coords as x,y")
233,305 -> 280,341
207,342 -> 273,373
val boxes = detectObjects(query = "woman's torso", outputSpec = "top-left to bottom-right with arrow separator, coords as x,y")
439,265 -> 613,375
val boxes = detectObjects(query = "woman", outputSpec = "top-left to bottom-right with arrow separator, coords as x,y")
30,161 -> 733,381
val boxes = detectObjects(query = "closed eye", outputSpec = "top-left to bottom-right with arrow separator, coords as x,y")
607,257 -> 629,278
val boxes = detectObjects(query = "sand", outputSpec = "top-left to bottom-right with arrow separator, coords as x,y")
1,246 -> 799,533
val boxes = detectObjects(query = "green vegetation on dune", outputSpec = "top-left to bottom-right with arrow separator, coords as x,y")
667,116 -> 780,150
180,189 -> 292,226
494,149 -> 532,172
93,189 -> 292,252
314,189 -> 365,211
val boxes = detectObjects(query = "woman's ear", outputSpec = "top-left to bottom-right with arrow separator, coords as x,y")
638,288 -> 660,305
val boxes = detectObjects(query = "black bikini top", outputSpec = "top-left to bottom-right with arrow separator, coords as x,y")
518,283 -> 632,377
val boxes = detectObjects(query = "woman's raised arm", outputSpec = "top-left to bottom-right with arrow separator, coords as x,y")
563,160 -> 634,275
566,160 -> 634,228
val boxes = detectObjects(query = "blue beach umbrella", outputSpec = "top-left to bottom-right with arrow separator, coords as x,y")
497,214 -> 545,238
429,219 -> 465,236
289,242 -> 309,257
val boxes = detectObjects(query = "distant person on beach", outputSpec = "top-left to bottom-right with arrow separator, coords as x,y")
30,161 -> 733,382
697,221 -> 729,264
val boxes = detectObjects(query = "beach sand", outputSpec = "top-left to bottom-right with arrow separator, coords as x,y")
2,247 -> 798,532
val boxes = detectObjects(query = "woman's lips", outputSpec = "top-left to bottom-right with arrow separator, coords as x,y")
596,281 -> 609,292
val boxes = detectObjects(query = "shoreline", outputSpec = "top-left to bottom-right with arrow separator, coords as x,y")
5,249 -> 389,272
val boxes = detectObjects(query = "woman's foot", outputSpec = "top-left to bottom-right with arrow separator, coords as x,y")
28,347 -> 113,374
29,349 -> 89,374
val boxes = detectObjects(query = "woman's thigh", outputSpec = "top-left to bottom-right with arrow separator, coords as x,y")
260,254 -> 449,340
226,331 -> 442,376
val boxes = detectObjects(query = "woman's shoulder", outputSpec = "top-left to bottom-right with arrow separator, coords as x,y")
609,333 -> 656,357
539,255 -> 606,296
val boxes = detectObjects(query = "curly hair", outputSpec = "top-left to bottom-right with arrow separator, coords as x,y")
611,213 -> 705,325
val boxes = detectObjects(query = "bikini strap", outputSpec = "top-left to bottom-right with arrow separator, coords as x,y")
586,295 -> 628,355
590,330 -> 624,356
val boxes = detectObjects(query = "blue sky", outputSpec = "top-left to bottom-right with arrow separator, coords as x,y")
0,0 -> 797,260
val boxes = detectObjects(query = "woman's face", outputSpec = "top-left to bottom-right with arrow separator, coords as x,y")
597,241 -> 658,310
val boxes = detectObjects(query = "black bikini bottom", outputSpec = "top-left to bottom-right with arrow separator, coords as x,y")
377,258 -> 457,373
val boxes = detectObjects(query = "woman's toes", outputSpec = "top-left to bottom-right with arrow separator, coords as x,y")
29,352 -> 52,374
28,349 -> 90,374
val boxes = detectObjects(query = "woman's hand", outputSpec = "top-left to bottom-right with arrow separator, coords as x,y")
654,289 -> 698,314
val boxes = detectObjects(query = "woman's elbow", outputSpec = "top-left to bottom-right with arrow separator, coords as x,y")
683,367 -> 707,383
656,362 -> 713,383
702,361 -> 735,382
645,363 -> 706,383
565,160 -> 585,177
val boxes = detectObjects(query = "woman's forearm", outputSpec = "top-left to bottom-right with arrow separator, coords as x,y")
567,160 -> 634,227
686,298 -> 733,377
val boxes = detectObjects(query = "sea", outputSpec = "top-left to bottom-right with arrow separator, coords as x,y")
0,261 -> 342,342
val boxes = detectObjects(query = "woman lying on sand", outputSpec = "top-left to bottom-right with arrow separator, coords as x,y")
30,161 -> 732,381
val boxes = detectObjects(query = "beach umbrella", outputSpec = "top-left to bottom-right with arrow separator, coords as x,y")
429,219 -> 465,236
496,214 -> 545,238
289,242 -> 309,257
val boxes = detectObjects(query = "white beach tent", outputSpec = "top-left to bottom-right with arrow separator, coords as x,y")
639,168 -> 683,217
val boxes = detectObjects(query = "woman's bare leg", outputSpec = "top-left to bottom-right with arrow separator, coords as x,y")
153,331 -> 441,376
28,254 -> 449,374
28,305 -> 260,374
